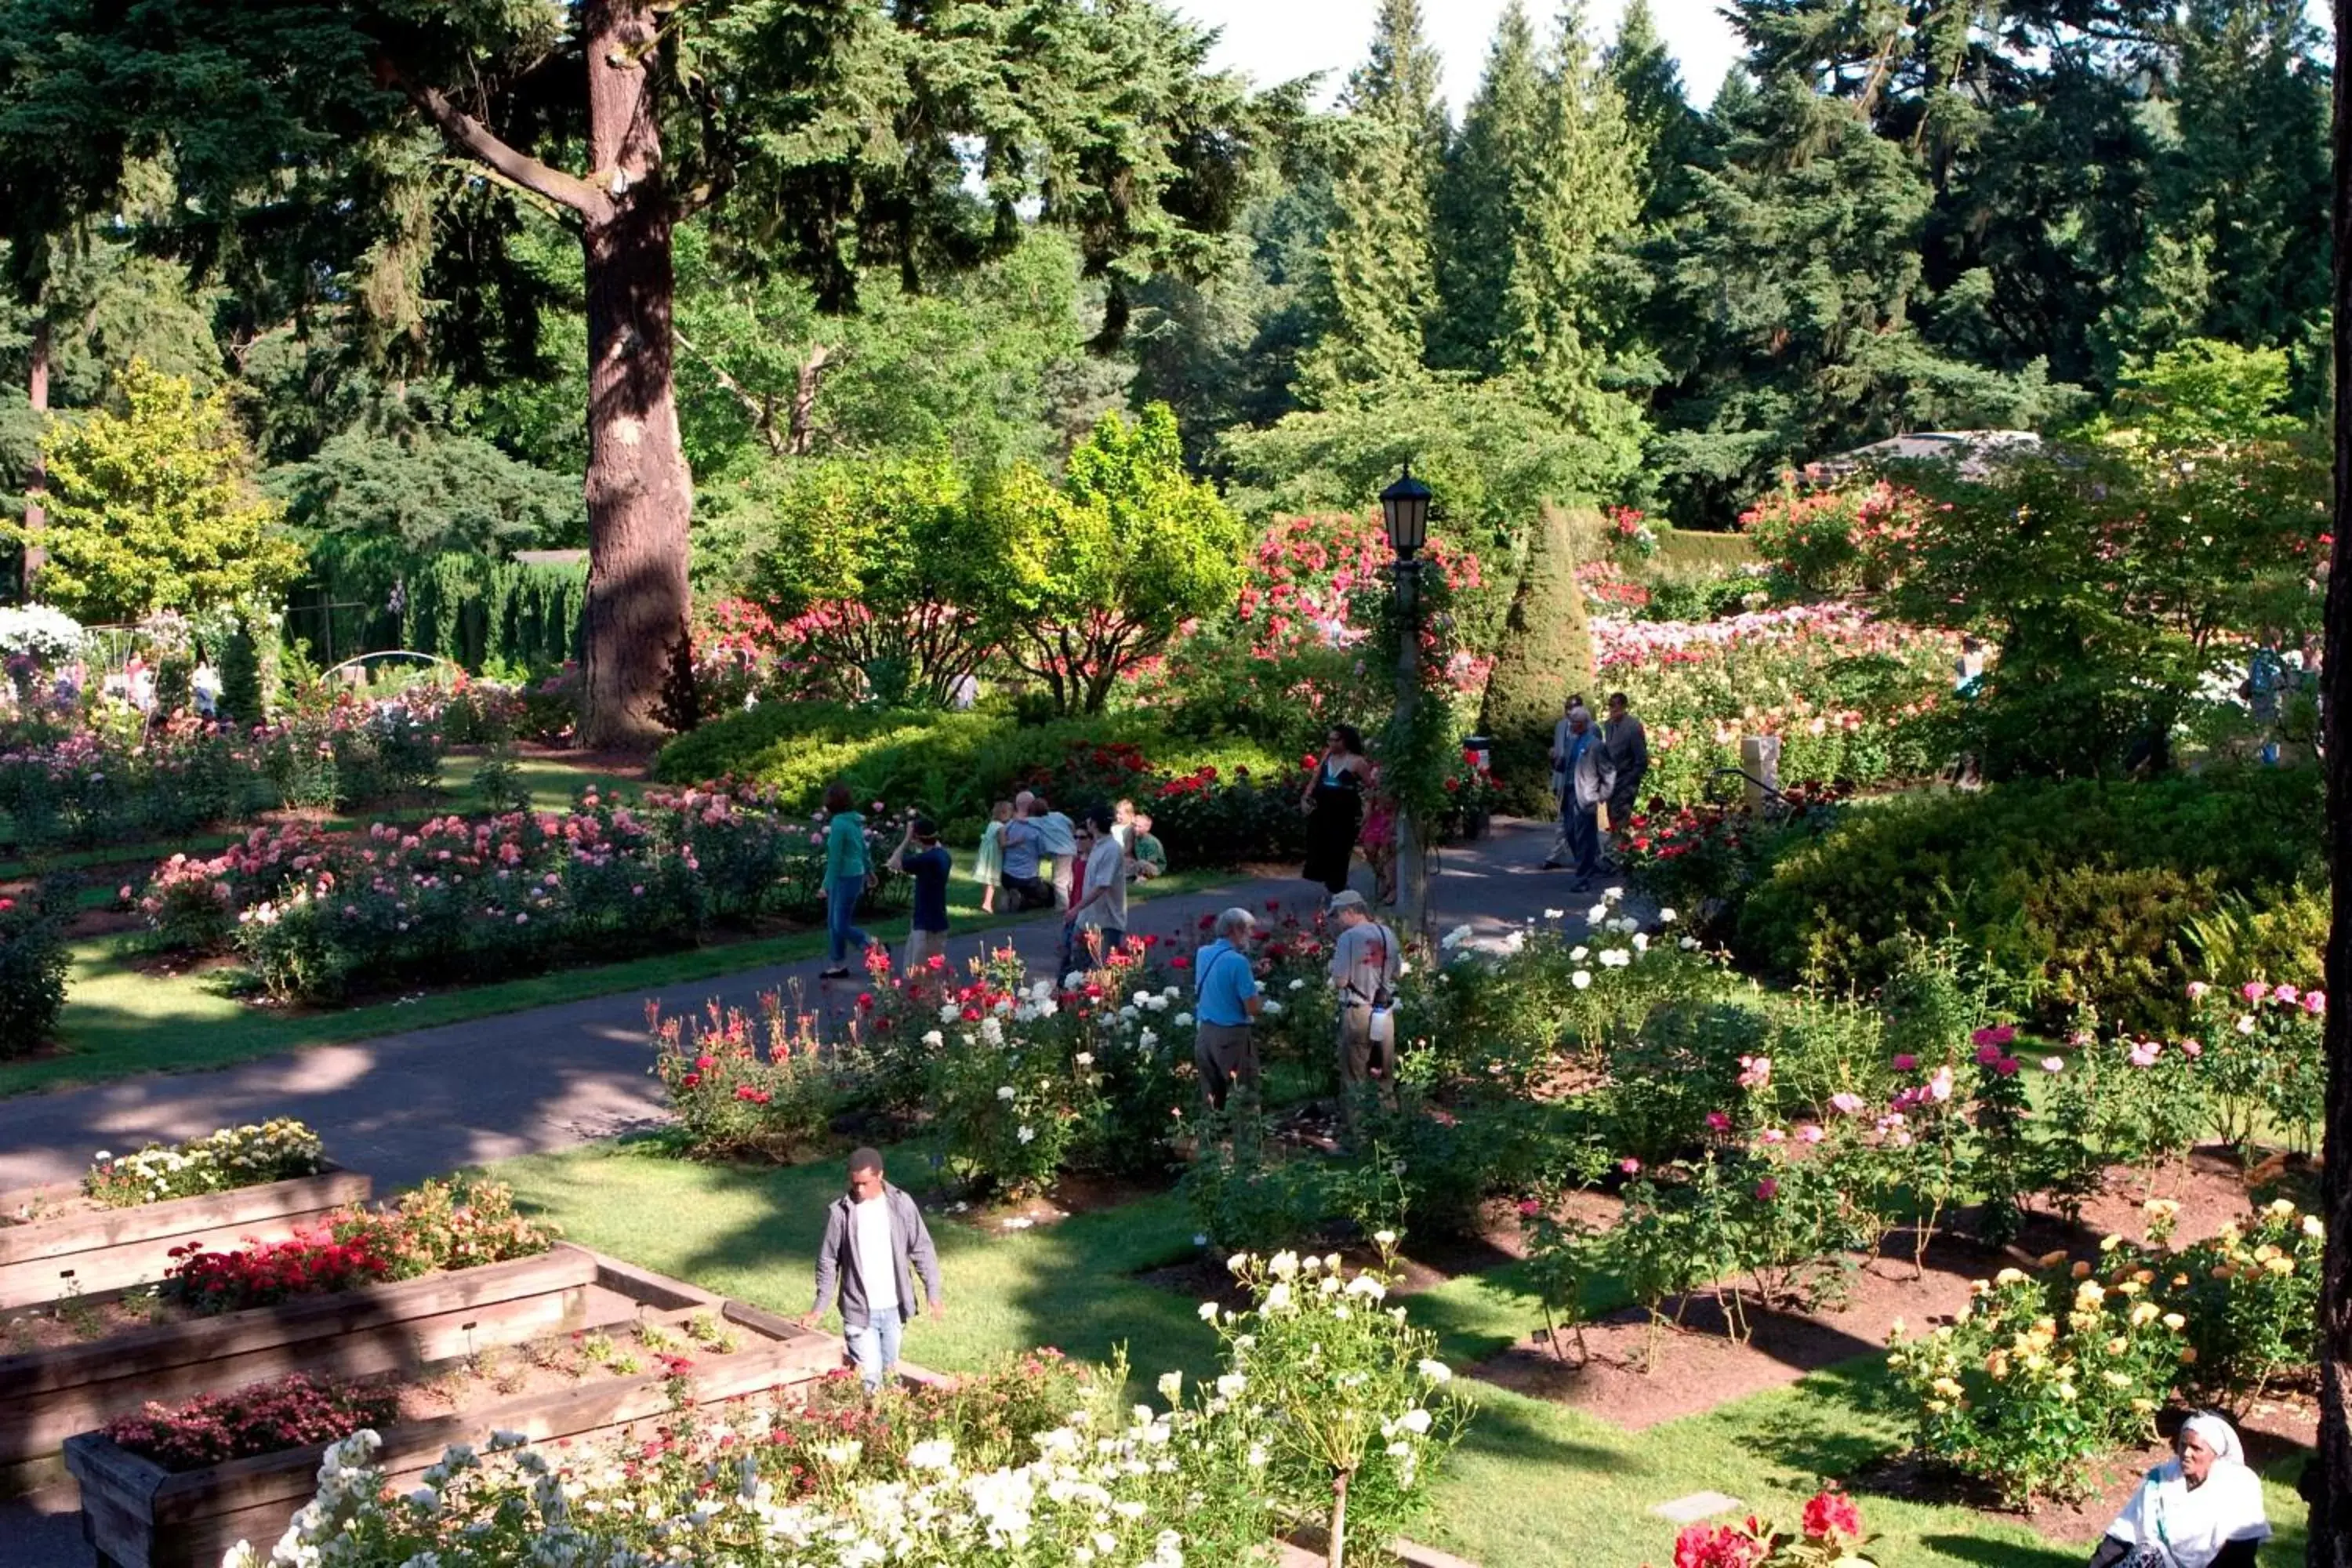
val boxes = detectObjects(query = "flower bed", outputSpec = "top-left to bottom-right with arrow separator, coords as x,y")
0,1240 -> 598,1497
0,696 -> 447,853
0,1123 -> 363,1310
212,1243 -> 1465,1568
1594,605 -> 1955,806
135,783 -> 915,1003
64,1257 -> 843,1568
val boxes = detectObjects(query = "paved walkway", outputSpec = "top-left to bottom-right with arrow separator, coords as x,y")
0,818 -> 1617,1192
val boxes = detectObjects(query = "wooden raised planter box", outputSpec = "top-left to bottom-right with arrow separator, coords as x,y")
0,1167 -> 372,1311
64,1256 -> 843,1568
2,1242 -> 601,1497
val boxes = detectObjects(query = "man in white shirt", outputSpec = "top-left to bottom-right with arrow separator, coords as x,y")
804,1149 -> 944,1390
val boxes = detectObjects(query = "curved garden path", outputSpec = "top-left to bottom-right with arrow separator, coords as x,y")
0,817 -> 1629,1192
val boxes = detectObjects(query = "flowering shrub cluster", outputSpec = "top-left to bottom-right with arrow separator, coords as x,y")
650,995 -> 848,1163
223,1243 -> 1467,1568
1739,479 -> 1926,597
83,1119 -> 325,1208
101,1371 -> 397,1472
136,783 -> 913,1003
1887,1196 -> 2325,1506
165,1177 -> 555,1314
1593,605 -> 1955,805
0,696 -> 448,851
1614,789 -> 1845,931
1669,1489 -> 1877,1567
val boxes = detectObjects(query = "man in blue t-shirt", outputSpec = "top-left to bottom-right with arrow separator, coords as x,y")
887,818 -> 954,975
1192,907 -> 1263,1111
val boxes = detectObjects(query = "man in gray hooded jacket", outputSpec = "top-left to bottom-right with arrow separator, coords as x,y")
802,1148 -> 945,1388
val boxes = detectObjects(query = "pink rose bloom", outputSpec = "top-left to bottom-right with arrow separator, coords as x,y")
1619,1157 -> 1642,1175
2307,991 -> 2328,1016
1737,1054 -> 1773,1091
1994,1057 -> 2020,1077
1755,1178 -> 1780,1202
2128,1040 -> 2161,1068
1705,1111 -> 1733,1134
1798,1124 -> 1825,1145
2187,981 -> 2210,1000
1970,1025 -> 2016,1049
1829,1091 -> 1865,1116
2041,1057 -> 2065,1073
1927,1066 -> 1954,1102
2180,1039 -> 2202,1059
1760,1128 -> 1787,1144
2241,981 -> 2269,1004
1892,1054 -> 1918,1072
1974,1041 -> 2005,1067
2274,984 -> 2301,1005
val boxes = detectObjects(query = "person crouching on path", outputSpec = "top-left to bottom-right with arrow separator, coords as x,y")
803,1148 -> 944,1392
888,816 -> 953,976
1327,889 -> 1401,1126
1193,906 -> 1263,1112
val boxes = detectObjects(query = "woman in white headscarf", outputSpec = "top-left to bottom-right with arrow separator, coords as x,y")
2089,1412 -> 2271,1568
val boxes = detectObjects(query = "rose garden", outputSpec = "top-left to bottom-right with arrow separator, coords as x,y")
2,1 -> 2349,1565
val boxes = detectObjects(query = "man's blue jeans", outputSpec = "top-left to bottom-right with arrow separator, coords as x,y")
847,1312 -> 903,1390
828,873 -> 873,964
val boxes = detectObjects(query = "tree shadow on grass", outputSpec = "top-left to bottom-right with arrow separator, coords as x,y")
1917,1534 -> 2085,1568
1723,1356 -> 1911,1480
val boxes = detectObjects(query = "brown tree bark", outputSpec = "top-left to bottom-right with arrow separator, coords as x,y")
389,0 -> 691,749
22,314 -> 47,589
575,0 -> 692,748
2317,2 -> 2352,1559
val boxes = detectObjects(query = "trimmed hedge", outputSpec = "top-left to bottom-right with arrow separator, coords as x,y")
1478,503 -> 1596,815
1733,766 -> 2325,1032
653,702 -> 1297,848
1654,528 -> 1759,572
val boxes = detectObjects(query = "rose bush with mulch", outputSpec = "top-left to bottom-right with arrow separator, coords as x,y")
165,1176 -> 555,1314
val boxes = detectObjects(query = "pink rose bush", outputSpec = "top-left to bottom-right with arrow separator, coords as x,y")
136,782 -> 916,1003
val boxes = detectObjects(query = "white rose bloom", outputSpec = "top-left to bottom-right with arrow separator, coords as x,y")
1572,971 -> 1592,990
1399,1407 -> 1434,1434
907,1439 -> 956,1472
1017,1125 -> 1035,1144
1174,1011 -> 1194,1027
1075,1052 -> 1094,1066
1542,908 -> 1565,920
1632,933 -> 1650,952
1417,1359 -> 1453,1383
1658,907 -> 1678,924
1585,903 -> 1609,923
996,1084 -> 1018,1101
921,1029 -> 945,1048
1373,1229 -> 1397,1247
1199,1301 -> 1220,1321
1603,886 -> 1624,902
1570,946 -> 1589,960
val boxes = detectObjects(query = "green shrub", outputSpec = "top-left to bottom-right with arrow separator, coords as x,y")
0,875 -> 74,1056
1736,768 -> 2322,1030
1476,503 -> 1595,815
653,702 -> 1294,851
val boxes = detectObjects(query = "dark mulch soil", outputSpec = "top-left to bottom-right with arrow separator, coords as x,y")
1468,1153 -> 2269,1433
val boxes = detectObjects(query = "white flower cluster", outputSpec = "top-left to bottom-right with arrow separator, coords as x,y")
227,1390 -> 1233,1568
86,1118 -> 325,1207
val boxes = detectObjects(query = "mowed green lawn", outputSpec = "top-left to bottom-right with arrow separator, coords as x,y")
2,750 -> 1220,1095
492,1141 -> 2310,1568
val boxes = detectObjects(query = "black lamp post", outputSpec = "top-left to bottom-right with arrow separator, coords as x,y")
1380,465 -> 1433,935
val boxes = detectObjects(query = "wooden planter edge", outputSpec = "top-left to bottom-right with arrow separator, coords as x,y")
0,1167 -> 372,1269
0,1243 -> 599,1399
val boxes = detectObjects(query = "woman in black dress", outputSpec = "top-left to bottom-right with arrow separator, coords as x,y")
1300,724 -> 1371,895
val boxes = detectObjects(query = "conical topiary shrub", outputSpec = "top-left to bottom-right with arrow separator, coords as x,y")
1476,503 -> 1597,817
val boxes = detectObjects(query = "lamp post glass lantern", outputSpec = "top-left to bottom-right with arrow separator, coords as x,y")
1381,464 -> 1432,935
1380,466 -> 1432,559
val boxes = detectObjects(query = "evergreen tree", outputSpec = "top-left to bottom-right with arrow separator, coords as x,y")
1296,0 -> 1445,405
1503,7 -> 1645,434
1646,78 -> 2067,524
1432,3 -> 1544,375
1606,0 -> 1703,220
2093,0 -> 2332,400
1477,502 -> 1595,815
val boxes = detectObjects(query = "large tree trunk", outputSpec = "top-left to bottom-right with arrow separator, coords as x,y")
2315,4 -> 2352,1558
576,0 -> 692,749
22,314 -> 47,590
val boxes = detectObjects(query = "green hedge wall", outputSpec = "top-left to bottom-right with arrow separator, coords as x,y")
655,702 -> 1298,847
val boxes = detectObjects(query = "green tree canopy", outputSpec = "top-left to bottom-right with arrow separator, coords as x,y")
993,404 -> 1244,713
23,360 -> 302,621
